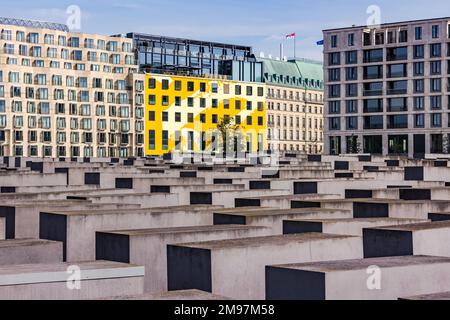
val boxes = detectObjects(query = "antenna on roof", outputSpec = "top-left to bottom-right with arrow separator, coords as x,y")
268,54 -> 273,59
259,52 -> 265,58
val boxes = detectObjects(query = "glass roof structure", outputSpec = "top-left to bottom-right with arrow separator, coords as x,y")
0,17 -> 69,32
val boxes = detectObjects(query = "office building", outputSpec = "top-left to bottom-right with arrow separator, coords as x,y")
259,58 -> 324,153
145,73 -> 266,156
0,17 -> 145,157
127,33 -> 263,82
323,17 -> 450,157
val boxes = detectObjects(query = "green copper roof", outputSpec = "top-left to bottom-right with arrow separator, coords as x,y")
257,57 -> 323,91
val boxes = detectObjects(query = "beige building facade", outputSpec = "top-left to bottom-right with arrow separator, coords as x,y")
259,58 -> 324,154
0,17 -> 145,158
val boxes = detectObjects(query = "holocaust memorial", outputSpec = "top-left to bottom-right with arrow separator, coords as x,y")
0,153 -> 446,300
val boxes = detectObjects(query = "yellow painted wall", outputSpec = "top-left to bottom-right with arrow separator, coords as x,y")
145,74 -> 266,156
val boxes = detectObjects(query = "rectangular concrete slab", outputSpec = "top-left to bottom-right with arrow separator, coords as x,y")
0,239 -> 62,265
167,233 -> 363,300
363,221 -> 450,258
266,256 -> 450,300
40,205 -> 222,262
96,224 -> 271,293
283,218 -> 429,236
0,261 -> 144,300
104,289 -> 231,300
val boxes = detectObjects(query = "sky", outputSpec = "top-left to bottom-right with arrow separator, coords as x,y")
1,0 -> 449,61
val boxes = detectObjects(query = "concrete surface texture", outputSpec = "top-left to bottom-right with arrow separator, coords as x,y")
0,154 -> 450,300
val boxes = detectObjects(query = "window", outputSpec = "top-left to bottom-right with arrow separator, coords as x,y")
413,45 -> 424,59
364,65 -> 383,79
364,49 -> 383,63
329,117 -> 340,130
346,51 -> 357,64
162,96 -> 169,106
398,30 -> 408,43
413,62 -> 424,76
414,97 -> 425,110
346,67 -> 357,81
431,43 -> 442,58
431,96 -> 442,109
148,78 -> 156,89
160,131 -> 169,151
188,113 -> 194,123
387,47 -> 408,61
148,130 -> 155,150
331,35 -> 338,48
431,61 -> 441,75
414,79 -> 424,93
247,116 -> 253,125
175,112 -> 181,122
175,80 -> 182,91
187,81 -> 194,91
162,112 -> 168,122
329,52 -> 340,65
200,82 -> 206,92
430,79 -> 442,93
346,100 -> 358,113
328,69 -> 340,82
432,25 -> 440,38
346,117 -> 358,130
431,113 -> 442,127
348,33 -> 355,46
415,26 -> 422,40
414,114 -> 424,128
364,116 -> 384,129
175,96 -> 181,107
235,85 -> 241,95
346,83 -> 358,97
148,95 -> 156,105
364,99 -> 383,113
162,79 -> 169,90
188,97 -> 194,107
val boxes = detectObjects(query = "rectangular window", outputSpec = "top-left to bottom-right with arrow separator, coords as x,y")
162,131 -> 169,150
148,130 -> 155,150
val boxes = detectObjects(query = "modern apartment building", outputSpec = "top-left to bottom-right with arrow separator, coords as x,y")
323,17 -> 450,158
145,73 -> 266,156
259,58 -> 324,153
0,17 -> 145,158
127,33 -> 263,82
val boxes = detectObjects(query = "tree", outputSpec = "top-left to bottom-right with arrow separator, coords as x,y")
443,133 -> 449,154
216,116 -> 241,156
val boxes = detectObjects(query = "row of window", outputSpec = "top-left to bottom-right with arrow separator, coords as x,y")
2,44 -> 134,64
267,129 -> 323,142
0,115 -> 139,131
329,44 -> 450,66
328,96 -> 450,114
329,24 -> 449,48
329,80 -> 450,98
148,94 -> 264,110
148,130 -> 264,151
2,131 -> 141,145
0,29 -> 132,52
267,114 -> 323,129
148,78 -> 264,97
267,102 -> 322,114
0,100 -> 143,118
265,74 -> 323,89
329,113 -> 445,130
148,111 -> 264,126
7,145 -> 136,158
329,61 -> 450,82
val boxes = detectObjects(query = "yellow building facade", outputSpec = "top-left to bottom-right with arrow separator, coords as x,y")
145,74 -> 266,156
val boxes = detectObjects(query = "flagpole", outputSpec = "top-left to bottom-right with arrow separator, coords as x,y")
294,35 -> 296,59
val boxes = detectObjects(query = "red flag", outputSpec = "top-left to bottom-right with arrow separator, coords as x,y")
286,33 -> 296,39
